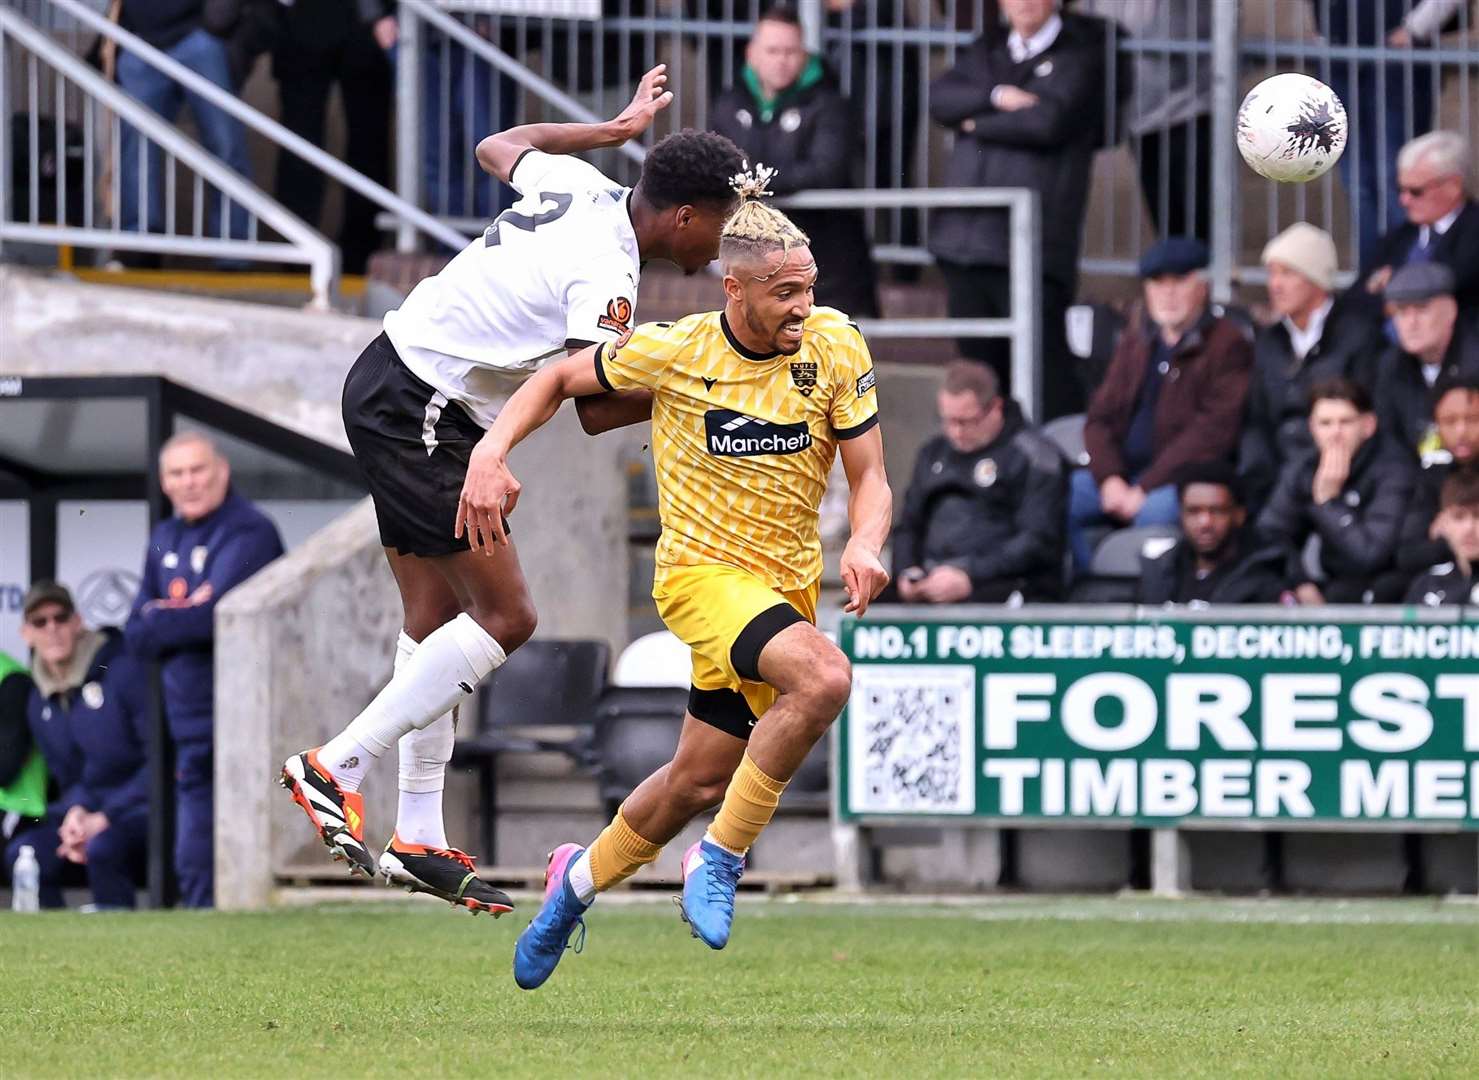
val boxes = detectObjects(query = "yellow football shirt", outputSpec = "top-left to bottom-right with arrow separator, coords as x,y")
595,306 -> 879,592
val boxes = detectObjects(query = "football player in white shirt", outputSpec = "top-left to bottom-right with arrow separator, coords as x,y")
281,66 -> 746,915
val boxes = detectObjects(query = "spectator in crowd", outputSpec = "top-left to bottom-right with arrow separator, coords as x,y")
1080,0 -> 1212,244
890,361 -> 1067,603
1137,462 -> 1285,606
0,649 -> 40,850
1391,373 -> 1479,580
1069,238 -> 1253,574
272,0 -> 394,274
5,582 -> 149,910
1405,466 -> 1479,606
1355,131 -> 1479,317
711,5 -> 879,316
126,433 -> 283,907
1257,378 -> 1415,604
1375,263 -> 1479,455
1240,223 -> 1383,510
928,0 -> 1106,417
115,0 -> 254,260
1314,2 -> 1452,266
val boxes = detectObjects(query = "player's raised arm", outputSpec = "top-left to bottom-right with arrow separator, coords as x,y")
456,346 -> 608,552
476,65 -> 673,183
838,425 -> 893,616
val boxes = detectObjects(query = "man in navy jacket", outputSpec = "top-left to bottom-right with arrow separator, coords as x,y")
6,581 -> 149,909
126,432 -> 283,907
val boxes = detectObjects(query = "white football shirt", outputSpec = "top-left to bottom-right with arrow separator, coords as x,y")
383,149 -> 641,427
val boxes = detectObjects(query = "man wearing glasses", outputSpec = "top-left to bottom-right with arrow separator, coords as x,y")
4,582 -> 150,909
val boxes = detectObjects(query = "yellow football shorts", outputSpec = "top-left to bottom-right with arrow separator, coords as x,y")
652,563 -> 820,738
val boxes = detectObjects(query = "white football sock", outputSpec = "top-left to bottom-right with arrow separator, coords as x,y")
703,828 -> 747,858
393,630 -> 454,849
568,847 -> 597,904
321,615 -> 505,792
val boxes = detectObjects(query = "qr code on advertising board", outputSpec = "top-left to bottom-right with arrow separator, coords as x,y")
847,665 -> 975,815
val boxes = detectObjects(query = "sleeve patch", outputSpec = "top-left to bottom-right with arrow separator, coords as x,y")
596,296 -> 634,339
856,368 -> 876,397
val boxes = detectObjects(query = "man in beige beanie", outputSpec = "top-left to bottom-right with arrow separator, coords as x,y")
1238,222 -> 1383,510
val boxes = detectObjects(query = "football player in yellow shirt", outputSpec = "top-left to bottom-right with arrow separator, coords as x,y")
461,181 -> 892,988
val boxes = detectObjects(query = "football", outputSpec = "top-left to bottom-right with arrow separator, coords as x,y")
1236,72 -> 1348,183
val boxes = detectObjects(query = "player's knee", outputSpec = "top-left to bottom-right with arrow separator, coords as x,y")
808,652 -> 853,719
469,598 -> 537,653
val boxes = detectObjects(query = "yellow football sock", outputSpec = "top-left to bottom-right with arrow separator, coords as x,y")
587,807 -> 663,892
708,752 -> 788,855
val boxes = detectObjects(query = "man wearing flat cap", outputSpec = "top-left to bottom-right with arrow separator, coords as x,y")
1239,223 -> 1383,512
4,581 -> 150,909
1375,261 -> 1479,455
1070,237 -> 1254,575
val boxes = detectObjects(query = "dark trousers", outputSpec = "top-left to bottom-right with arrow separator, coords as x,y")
174,739 -> 214,908
1136,115 -> 1213,245
274,29 -> 392,274
5,810 -> 147,909
938,261 -> 1081,420
878,573 -> 1061,605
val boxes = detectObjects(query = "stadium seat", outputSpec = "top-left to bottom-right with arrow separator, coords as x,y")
1041,413 -> 1088,467
1068,525 -> 1180,603
451,638 -> 610,862
612,630 -> 689,687
587,685 -> 689,809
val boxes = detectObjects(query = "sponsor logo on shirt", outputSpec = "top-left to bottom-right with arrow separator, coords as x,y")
704,411 -> 813,457
598,296 -> 634,338
856,368 -> 876,397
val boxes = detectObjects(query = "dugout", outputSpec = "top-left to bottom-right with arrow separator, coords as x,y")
0,374 -> 364,906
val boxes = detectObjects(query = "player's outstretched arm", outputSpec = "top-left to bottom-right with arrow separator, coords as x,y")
838,426 -> 893,616
476,64 -> 673,183
455,347 -> 607,552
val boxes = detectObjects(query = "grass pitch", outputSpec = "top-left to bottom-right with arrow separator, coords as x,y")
5,895 -> 1479,1078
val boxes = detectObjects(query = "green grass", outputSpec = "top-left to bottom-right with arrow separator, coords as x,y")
4,897 -> 1479,1078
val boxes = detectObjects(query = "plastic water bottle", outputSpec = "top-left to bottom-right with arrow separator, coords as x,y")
11,845 -> 39,912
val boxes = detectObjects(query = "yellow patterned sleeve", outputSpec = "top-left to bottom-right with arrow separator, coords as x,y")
827,321 -> 880,440
593,320 -> 687,392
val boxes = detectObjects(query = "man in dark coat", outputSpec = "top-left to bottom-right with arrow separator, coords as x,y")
711,6 -> 878,316
1373,262 -> 1479,457
1069,238 -> 1253,574
1138,462 -> 1284,606
1240,223 -> 1383,511
891,361 -> 1067,603
1392,373 -> 1479,583
927,0 -> 1107,418
126,433 -> 283,908
1405,467 -> 1479,608
1257,378 -> 1416,604
1351,131 -> 1479,317
5,582 -> 149,910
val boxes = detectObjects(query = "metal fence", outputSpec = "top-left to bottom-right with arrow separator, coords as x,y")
0,6 -> 340,301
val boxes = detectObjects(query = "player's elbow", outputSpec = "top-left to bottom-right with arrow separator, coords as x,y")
475,135 -> 514,182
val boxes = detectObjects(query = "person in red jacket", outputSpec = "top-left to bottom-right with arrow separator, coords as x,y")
1068,237 -> 1254,575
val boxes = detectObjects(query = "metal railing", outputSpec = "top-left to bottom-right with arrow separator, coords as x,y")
29,0 -> 470,263
0,7 -> 340,301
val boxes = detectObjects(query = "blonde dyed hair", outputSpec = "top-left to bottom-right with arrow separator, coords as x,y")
720,161 -> 810,279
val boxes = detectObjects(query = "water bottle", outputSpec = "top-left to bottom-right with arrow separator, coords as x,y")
11,845 -> 39,912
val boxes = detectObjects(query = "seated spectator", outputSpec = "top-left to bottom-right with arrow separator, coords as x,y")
4,583 -> 149,910
1393,374 -> 1479,580
126,432 -> 284,908
1354,131 -> 1479,318
1240,223 -> 1382,510
1137,462 -> 1285,606
1257,378 -> 1415,604
711,4 -> 879,316
1405,467 -> 1479,607
115,0 -> 253,260
890,361 -> 1067,604
1375,263 -> 1479,455
0,650 -> 40,849
1069,237 -> 1253,574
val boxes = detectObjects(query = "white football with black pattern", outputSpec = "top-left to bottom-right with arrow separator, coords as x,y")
1236,73 -> 1347,183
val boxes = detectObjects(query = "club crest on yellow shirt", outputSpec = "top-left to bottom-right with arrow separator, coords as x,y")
790,361 -> 817,397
